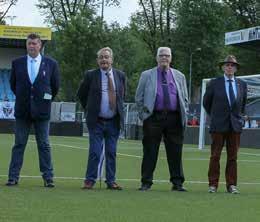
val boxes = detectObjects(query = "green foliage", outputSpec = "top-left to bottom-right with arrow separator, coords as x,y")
223,0 -> 260,27
103,23 -> 154,101
174,0 -> 232,86
45,8 -> 104,101
41,0 -> 260,102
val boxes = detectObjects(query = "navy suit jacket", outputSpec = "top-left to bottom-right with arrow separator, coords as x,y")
10,55 -> 60,120
77,68 -> 126,129
203,76 -> 247,133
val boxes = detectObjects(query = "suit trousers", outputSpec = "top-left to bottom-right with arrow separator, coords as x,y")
141,111 -> 185,186
85,118 -> 120,185
8,118 -> 53,181
208,132 -> 240,188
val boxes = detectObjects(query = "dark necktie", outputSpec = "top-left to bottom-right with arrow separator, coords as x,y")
106,72 -> 116,111
228,79 -> 235,106
162,71 -> 171,110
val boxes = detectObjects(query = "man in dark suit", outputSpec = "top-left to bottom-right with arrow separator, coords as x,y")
203,55 -> 247,194
6,33 -> 60,188
135,47 -> 189,191
77,47 -> 125,190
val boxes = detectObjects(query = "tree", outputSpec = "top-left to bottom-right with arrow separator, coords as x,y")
223,0 -> 260,27
174,0 -> 232,102
0,0 -> 18,23
37,0 -> 120,30
130,0 -> 178,56
103,23 -> 154,101
223,0 -> 260,76
44,8 -> 105,101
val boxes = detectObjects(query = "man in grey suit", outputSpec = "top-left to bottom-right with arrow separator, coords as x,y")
135,47 -> 189,191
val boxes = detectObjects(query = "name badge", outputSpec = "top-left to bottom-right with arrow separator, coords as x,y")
44,93 -> 52,100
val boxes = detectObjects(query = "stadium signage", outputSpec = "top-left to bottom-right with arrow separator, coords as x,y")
225,26 -> 260,45
0,25 -> 51,40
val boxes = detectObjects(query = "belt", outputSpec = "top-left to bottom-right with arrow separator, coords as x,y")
98,116 -> 115,121
153,110 -> 179,115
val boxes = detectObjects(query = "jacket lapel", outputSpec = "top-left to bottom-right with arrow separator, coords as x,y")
22,56 -> 31,84
151,67 -> 158,96
235,77 -> 241,103
97,69 -> 102,97
112,69 -> 119,92
170,68 -> 181,95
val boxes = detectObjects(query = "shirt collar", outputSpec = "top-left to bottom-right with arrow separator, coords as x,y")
27,54 -> 42,62
100,68 -> 112,76
224,74 -> 235,82
158,66 -> 170,74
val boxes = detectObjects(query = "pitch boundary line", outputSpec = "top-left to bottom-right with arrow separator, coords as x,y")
27,140 -> 260,162
0,174 -> 260,185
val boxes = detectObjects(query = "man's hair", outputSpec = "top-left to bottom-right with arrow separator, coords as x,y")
27,33 -> 41,41
97,47 -> 113,58
156,47 -> 172,57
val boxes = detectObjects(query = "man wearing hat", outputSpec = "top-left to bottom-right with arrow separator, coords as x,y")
203,55 -> 247,194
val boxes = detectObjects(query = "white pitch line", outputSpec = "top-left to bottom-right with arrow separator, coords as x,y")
27,140 -> 260,163
0,174 -> 260,185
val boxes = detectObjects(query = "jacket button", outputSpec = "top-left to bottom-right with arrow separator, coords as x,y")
31,95 -> 33,99
31,86 -> 34,89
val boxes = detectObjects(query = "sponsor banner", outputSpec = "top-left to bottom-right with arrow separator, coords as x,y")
0,25 -> 51,40
225,26 -> 260,45
0,101 -> 15,119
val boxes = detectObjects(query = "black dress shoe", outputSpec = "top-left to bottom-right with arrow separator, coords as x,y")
44,179 -> 55,188
172,185 -> 187,192
138,184 -> 151,191
6,179 -> 18,186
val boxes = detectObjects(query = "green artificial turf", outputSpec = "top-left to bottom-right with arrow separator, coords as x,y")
0,134 -> 259,222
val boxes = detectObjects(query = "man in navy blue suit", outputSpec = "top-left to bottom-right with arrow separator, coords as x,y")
203,55 -> 247,194
6,33 -> 60,188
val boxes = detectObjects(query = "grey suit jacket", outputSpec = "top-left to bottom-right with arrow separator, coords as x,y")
135,67 -> 189,128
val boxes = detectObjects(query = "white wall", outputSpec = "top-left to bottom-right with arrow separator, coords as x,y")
0,48 -> 26,69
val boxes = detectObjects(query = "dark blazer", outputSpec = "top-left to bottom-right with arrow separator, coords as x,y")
77,68 -> 125,130
203,76 -> 247,133
10,55 -> 60,120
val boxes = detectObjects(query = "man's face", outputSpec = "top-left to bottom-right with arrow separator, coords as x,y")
157,49 -> 172,69
26,38 -> 42,58
97,50 -> 113,71
223,63 -> 237,78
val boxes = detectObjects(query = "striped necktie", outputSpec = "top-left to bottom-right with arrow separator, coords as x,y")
106,72 -> 116,111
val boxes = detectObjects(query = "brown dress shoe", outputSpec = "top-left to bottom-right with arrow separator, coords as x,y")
107,182 -> 122,190
82,180 -> 94,189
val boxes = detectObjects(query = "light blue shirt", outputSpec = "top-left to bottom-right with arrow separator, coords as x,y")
27,54 -> 41,84
99,69 -> 117,118
224,74 -> 237,106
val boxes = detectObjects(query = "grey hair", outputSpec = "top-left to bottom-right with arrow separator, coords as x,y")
97,47 -> 113,58
156,47 -> 172,58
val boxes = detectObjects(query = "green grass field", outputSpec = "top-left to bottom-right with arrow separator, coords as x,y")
0,133 -> 260,222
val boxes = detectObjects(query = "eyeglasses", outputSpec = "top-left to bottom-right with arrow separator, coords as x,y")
159,54 -> 171,58
98,55 -> 111,59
